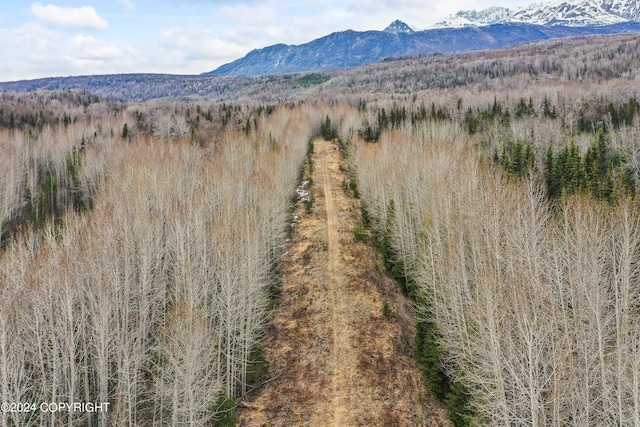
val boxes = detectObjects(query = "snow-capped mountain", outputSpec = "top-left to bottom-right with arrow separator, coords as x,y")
433,6 -> 512,28
384,19 -> 419,33
601,0 -> 640,19
513,0 -> 628,26
432,0 -> 640,28
205,0 -> 640,76
206,19 -> 640,76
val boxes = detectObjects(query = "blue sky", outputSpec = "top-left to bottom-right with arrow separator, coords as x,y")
0,1 -> 532,82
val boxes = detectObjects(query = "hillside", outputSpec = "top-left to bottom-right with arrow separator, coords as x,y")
2,17 -> 640,426
204,0 -> 640,76
1,31 -> 639,102
204,22 -> 640,76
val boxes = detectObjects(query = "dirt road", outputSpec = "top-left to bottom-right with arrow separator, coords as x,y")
237,139 -> 451,426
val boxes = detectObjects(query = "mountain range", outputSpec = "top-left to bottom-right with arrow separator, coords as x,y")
433,0 -> 640,28
206,0 -> 640,76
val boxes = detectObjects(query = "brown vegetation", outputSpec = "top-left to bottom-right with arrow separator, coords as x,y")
0,98 -> 311,426
2,29 -> 640,426
353,115 -> 640,425
237,137 -> 450,426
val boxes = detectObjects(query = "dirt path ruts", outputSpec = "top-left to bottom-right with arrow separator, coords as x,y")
324,148 -> 350,425
237,139 -> 451,426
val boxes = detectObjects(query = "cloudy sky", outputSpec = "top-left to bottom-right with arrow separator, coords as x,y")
0,0 -> 532,82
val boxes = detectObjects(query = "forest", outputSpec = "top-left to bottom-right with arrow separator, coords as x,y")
1,31 -> 640,426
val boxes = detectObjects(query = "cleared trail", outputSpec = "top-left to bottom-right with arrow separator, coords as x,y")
237,139 -> 451,426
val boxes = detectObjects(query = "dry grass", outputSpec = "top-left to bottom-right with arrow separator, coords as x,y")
237,139 -> 451,427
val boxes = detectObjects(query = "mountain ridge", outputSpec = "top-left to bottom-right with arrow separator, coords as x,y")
433,0 -> 640,28
205,21 -> 640,76
206,0 -> 640,76
2,30 -> 639,101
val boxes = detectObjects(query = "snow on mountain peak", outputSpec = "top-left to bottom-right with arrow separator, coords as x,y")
384,20 -> 418,33
431,0 -> 640,28
433,6 -> 512,28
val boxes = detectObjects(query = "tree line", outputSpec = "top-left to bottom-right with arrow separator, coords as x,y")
350,100 -> 640,425
0,97 -> 324,426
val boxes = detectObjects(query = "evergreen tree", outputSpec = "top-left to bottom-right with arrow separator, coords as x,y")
544,145 -> 558,199
542,96 -> 557,119
415,321 -> 448,399
465,107 -> 478,135
621,97 -> 638,126
321,115 -> 333,140
378,108 -> 388,132
608,103 -> 620,129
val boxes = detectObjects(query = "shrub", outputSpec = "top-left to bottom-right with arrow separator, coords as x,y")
214,395 -> 237,427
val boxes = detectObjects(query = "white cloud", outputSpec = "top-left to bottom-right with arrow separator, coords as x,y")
31,3 -> 108,30
156,26 -> 247,63
220,4 -> 318,46
115,0 -> 136,11
0,23 -> 68,80
68,35 -> 123,61
0,0 -> 542,82
0,19 -> 248,81
0,23 -> 132,81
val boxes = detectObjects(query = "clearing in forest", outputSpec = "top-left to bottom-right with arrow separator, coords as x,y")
237,138 -> 451,426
